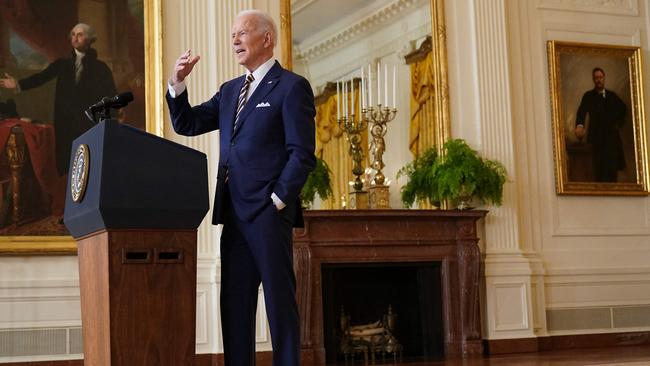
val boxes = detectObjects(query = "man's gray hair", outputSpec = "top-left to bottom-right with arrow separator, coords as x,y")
237,10 -> 277,47
71,23 -> 97,43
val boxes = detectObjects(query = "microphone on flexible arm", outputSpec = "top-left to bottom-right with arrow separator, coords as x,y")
85,91 -> 134,124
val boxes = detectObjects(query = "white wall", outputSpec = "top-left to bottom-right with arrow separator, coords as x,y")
445,0 -> 650,339
0,256 -> 82,362
506,0 -> 650,336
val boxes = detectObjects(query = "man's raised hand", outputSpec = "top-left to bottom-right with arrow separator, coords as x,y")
171,50 -> 200,85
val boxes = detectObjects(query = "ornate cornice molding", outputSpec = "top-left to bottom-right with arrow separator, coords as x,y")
295,0 -> 427,62
308,23 -> 430,93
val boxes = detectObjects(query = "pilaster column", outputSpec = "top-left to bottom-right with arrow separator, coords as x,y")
472,0 -> 547,340
162,0 -> 255,355
165,0 -> 251,257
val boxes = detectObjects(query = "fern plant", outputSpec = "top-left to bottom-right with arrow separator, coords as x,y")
397,147 -> 440,207
301,157 -> 333,208
434,139 -> 507,207
398,139 -> 507,208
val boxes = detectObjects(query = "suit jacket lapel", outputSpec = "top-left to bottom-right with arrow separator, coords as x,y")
231,62 -> 282,139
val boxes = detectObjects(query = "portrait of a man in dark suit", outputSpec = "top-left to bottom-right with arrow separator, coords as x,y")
556,47 -> 637,188
574,67 -> 627,182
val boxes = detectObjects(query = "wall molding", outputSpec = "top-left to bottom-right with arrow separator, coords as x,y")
537,0 -> 638,16
0,280 -> 79,289
545,266 -> 650,277
196,291 -> 209,345
493,282 -> 530,331
544,267 -> 650,309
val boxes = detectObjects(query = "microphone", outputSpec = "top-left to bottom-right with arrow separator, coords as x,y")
85,92 -> 134,123
87,92 -> 134,112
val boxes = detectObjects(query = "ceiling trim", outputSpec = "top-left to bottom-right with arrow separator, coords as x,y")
291,0 -> 318,15
294,0 -> 426,62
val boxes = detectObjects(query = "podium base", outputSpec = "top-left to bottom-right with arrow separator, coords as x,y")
78,229 -> 197,366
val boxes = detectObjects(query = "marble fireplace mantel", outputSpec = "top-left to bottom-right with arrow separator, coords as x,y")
293,209 -> 487,365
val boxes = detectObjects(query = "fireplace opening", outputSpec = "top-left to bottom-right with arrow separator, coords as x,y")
321,262 -> 444,364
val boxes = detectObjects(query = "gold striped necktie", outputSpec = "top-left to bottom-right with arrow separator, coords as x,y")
234,73 -> 254,130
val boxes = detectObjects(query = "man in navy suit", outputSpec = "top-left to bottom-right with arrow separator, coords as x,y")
165,9 -> 315,366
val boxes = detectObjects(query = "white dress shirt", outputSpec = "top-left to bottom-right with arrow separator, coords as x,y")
168,58 -> 286,210
74,49 -> 85,83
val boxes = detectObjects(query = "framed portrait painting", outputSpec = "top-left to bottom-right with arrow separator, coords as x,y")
0,0 -> 163,254
547,41 -> 649,196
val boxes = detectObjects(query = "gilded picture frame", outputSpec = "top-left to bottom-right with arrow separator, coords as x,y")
547,41 -> 649,196
0,0 -> 163,255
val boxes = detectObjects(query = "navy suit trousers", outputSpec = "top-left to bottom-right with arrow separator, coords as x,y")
220,183 -> 300,366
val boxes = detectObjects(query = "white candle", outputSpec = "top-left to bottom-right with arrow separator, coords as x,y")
343,81 -> 348,119
377,62 -> 381,106
368,64 -> 372,107
351,79 -> 355,116
358,79 -> 363,120
358,78 -> 362,117
384,64 -> 388,107
337,81 -> 340,120
361,67 -> 365,109
340,80 -> 343,119
345,80 -> 349,119
392,66 -> 396,108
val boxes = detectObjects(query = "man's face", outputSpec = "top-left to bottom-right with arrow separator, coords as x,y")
231,15 -> 271,71
70,26 -> 91,52
593,70 -> 605,90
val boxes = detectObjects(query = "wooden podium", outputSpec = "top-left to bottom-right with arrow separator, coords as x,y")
64,120 -> 209,366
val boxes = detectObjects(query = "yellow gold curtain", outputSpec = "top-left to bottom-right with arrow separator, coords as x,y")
409,44 -> 436,157
406,38 -> 436,209
315,82 -> 368,209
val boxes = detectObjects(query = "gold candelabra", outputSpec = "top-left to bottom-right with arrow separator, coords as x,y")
337,115 -> 367,191
337,63 -> 398,208
366,105 -> 397,186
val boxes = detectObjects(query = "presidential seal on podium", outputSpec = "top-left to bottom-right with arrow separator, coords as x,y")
70,144 -> 90,203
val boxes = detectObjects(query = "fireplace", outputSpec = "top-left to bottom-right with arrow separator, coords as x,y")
321,262 -> 444,363
292,209 -> 486,365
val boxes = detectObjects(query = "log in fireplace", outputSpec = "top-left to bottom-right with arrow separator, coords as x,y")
321,262 -> 443,363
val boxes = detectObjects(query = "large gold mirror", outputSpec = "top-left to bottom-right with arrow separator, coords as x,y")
280,0 -> 450,209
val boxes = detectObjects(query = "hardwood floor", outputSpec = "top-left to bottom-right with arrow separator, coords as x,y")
332,346 -> 650,366
4,346 -> 650,365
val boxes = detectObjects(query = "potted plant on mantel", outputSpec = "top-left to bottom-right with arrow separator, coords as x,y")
300,157 -> 334,209
398,139 -> 507,209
